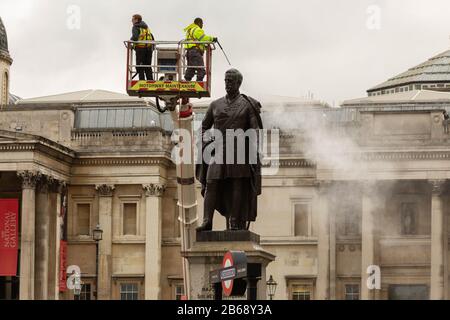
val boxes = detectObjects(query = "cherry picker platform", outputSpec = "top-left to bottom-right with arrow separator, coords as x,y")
124,40 -> 215,99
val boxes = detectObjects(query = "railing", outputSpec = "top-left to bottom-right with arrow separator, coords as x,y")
124,40 -> 215,97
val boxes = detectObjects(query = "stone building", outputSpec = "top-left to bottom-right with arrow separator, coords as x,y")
2,15 -> 450,300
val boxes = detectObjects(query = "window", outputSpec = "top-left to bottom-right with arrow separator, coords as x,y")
337,200 -> 361,237
401,202 -> 417,235
120,283 -> 139,300
175,284 -> 185,300
345,284 -> 360,300
388,285 -> 428,300
344,209 -> 359,236
123,203 -> 137,235
74,283 -> 91,300
291,285 -> 312,300
76,203 -> 91,236
294,203 -> 309,236
292,200 -> 311,237
173,198 -> 180,238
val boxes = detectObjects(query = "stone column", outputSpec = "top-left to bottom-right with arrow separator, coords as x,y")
316,181 -> 331,300
429,180 -> 446,300
143,183 -> 165,300
361,181 -> 377,300
47,180 -> 65,300
35,175 -> 52,300
17,170 -> 41,300
329,187 -> 336,300
95,184 -> 115,300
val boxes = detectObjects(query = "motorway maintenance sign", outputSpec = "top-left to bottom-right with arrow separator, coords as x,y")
129,80 -> 207,92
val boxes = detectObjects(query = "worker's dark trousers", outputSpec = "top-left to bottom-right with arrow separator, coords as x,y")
135,48 -> 153,81
185,48 -> 205,81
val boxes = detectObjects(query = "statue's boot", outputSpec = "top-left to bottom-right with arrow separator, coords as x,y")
196,219 -> 212,232
196,211 -> 213,232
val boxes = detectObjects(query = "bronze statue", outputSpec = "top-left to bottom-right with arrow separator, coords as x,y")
196,69 -> 263,231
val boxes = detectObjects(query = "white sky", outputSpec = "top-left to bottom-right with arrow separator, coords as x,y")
1,0 -> 450,105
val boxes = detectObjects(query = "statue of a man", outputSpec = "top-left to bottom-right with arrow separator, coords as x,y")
196,68 -> 263,231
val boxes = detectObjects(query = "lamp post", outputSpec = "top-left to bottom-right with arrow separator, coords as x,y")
266,275 -> 277,300
73,271 -> 82,300
73,275 -> 82,300
93,224 -> 103,300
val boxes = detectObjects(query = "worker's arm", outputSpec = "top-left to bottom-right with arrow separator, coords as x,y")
130,26 -> 140,41
194,28 -> 214,42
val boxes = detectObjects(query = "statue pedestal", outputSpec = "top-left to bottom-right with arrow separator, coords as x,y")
182,230 -> 276,300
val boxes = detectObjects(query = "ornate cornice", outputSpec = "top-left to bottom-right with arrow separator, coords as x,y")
17,170 -> 41,190
142,184 -> 166,197
262,159 -> 315,168
361,152 -> 450,161
74,158 -> 172,167
95,184 -> 115,197
428,179 -> 446,195
0,144 -> 36,151
0,141 -> 75,165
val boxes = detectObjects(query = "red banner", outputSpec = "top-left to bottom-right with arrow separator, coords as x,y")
0,199 -> 19,276
59,240 -> 68,292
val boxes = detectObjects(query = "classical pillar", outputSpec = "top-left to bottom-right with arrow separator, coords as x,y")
329,186 -> 336,300
429,180 -> 447,300
35,175 -> 53,300
47,180 -> 65,300
17,170 -> 41,300
143,183 -> 166,300
95,184 -> 115,300
361,181 -> 377,300
316,181 -> 331,300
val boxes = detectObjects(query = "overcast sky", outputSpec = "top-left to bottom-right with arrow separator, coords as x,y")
1,0 -> 450,105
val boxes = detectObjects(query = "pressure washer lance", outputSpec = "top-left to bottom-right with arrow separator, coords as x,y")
216,40 -> 232,66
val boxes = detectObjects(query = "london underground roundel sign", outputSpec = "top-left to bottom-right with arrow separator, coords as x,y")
221,251 -> 247,297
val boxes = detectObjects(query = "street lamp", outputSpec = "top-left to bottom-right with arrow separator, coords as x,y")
93,224 -> 103,241
266,275 -> 277,300
73,271 -> 82,300
93,224 -> 103,300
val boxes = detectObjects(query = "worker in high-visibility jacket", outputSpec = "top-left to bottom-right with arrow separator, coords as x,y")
183,18 -> 217,81
131,14 -> 154,81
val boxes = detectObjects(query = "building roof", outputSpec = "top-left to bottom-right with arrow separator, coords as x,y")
0,17 -> 8,54
8,93 -> 20,104
342,89 -> 450,106
74,107 -> 173,132
193,94 -> 329,109
368,49 -> 450,92
16,89 -> 146,105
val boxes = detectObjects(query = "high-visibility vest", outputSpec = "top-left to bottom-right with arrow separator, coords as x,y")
135,27 -> 153,49
184,24 -> 213,51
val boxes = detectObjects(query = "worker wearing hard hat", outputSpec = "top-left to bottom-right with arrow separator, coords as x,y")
131,14 -> 154,81
183,18 -> 217,82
